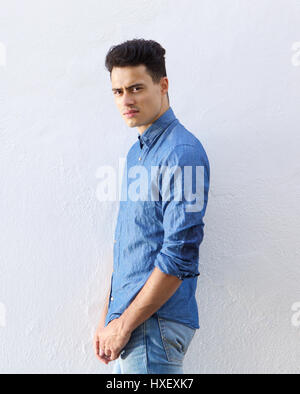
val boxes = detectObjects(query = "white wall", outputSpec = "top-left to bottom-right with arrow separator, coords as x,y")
0,0 -> 299,374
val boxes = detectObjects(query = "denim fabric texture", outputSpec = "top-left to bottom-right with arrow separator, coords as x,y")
112,313 -> 196,374
105,107 -> 210,330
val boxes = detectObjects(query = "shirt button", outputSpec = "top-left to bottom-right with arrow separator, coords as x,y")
138,157 -> 142,161
110,296 -> 114,301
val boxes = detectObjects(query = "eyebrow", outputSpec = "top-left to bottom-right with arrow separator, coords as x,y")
112,83 -> 145,92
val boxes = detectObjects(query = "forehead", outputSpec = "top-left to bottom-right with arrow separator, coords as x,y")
111,65 -> 152,88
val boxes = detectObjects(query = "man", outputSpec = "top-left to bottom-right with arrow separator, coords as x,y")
93,39 -> 210,374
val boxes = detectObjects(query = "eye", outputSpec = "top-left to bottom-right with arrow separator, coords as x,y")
113,87 -> 142,95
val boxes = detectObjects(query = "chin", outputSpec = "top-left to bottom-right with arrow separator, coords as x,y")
128,123 -> 138,128
126,119 -> 139,126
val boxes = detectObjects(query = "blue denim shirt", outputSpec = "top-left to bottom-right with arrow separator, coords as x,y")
105,107 -> 210,330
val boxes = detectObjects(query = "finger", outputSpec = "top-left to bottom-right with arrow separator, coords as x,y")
100,346 -> 111,363
96,346 -> 110,364
99,338 -> 105,356
96,354 -> 110,365
95,339 -> 109,364
102,343 -> 110,359
94,337 -> 100,357
110,351 -> 118,361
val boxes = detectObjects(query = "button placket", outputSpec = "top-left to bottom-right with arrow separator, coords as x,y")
137,146 -> 149,165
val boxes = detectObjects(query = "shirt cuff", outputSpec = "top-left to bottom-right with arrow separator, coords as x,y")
154,251 -> 200,281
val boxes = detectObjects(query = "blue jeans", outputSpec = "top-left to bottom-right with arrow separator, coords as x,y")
112,313 -> 196,374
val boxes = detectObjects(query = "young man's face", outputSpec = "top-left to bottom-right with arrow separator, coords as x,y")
111,64 -> 169,135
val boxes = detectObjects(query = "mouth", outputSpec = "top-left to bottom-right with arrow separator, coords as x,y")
124,110 -> 139,118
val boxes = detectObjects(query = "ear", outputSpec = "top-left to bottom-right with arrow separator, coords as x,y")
160,77 -> 169,95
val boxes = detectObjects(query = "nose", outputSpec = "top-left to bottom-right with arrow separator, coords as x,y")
122,91 -> 135,107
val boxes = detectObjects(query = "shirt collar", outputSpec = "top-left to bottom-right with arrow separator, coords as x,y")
137,107 -> 177,149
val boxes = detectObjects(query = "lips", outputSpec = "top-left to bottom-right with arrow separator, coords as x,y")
124,110 -> 139,115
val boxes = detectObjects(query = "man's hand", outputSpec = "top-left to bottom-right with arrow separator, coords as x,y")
93,317 -> 131,364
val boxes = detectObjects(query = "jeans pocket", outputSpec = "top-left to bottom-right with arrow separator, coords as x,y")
157,316 -> 196,363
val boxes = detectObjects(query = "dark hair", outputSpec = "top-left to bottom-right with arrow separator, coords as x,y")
105,38 -> 169,102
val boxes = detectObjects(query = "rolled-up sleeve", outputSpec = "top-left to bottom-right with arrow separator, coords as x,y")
154,144 -> 210,280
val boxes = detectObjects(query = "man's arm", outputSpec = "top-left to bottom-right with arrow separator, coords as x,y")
95,267 -> 182,362
118,267 -> 182,336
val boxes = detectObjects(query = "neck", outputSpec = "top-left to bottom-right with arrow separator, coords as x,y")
138,104 -> 170,136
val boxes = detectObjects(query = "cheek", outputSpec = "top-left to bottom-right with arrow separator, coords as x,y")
142,92 -> 156,105
115,98 -> 123,108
